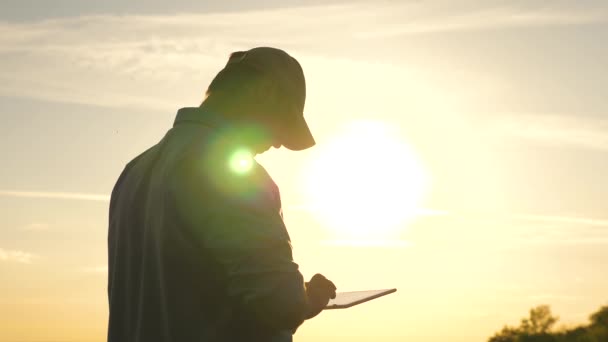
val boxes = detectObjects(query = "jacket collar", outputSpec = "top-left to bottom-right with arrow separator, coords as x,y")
173,107 -> 226,128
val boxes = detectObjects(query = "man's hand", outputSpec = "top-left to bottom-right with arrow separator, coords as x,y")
305,274 -> 337,319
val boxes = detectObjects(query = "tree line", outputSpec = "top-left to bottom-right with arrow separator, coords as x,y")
489,304 -> 608,342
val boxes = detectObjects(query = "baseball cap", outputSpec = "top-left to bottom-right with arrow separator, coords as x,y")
222,47 -> 315,151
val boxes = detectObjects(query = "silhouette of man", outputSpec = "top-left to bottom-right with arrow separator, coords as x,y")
107,47 -> 336,342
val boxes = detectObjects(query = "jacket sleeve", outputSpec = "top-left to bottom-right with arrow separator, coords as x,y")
170,156 -> 309,332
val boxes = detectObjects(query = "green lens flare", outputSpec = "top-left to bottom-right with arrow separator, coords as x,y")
229,149 -> 254,175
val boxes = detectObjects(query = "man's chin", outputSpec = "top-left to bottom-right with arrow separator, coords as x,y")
254,145 -> 271,155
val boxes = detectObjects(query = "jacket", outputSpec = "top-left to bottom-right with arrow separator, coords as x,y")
107,107 -> 309,342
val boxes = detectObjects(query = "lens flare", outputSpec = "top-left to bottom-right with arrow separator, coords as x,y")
229,149 -> 254,175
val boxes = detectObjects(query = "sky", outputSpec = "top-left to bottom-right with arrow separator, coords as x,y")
1,0 -> 608,341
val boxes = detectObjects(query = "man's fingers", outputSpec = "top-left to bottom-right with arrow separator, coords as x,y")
310,274 -> 326,283
310,274 -> 335,288
309,273 -> 337,300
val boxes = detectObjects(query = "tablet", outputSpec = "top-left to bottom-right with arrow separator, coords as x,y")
324,288 -> 397,309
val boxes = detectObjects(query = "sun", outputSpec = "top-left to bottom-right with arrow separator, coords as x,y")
303,120 -> 429,240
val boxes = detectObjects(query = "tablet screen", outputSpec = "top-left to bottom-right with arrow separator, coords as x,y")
325,288 -> 396,309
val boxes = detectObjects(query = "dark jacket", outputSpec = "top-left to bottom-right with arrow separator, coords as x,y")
107,107 -> 309,342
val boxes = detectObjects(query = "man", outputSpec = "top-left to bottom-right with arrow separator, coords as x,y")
107,47 -> 336,342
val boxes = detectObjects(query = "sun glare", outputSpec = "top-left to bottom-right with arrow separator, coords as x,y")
229,148 -> 254,175
303,121 -> 429,240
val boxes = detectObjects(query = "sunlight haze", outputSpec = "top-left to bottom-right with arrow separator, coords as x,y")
1,1 -> 607,341
303,120 -> 429,240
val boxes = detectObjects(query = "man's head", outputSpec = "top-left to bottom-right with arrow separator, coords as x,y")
201,47 -> 315,154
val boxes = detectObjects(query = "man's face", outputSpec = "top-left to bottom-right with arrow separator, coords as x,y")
241,78 -> 302,154
250,125 -> 282,154
248,97 -> 290,154
241,117 -> 283,154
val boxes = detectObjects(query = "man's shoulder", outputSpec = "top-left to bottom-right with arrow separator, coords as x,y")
113,144 -> 161,190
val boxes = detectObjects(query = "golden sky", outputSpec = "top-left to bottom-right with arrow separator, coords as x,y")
1,1 -> 608,341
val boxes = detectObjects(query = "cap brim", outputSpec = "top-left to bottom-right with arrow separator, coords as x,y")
281,116 -> 316,151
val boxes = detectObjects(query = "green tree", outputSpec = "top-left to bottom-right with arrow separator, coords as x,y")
489,326 -> 520,342
589,305 -> 608,327
489,304 -> 608,342
520,305 -> 558,334
488,305 -> 559,342
587,305 -> 608,342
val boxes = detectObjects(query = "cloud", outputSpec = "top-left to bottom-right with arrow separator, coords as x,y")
287,204 -> 447,217
0,248 -> 36,264
321,239 -> 411,248
355,5 -> 605,38
21,223 -> 51,231
506,213 -> 608,245
0,5 -> 367,109
81,265 -> 108,274
488,114 -> 608,151
515,214 -> 608,227
425,210 -> 608,247
527,293 -> 581,302
0,2 -> 604,109
0,190 -> 110,201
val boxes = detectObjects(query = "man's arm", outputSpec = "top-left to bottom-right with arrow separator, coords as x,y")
171,157 -> 310,331
203,199 -> 309,330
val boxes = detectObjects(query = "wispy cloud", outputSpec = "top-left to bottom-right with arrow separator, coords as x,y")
0,2 -> 604,109
515,214 -> 608,227
355,5 -> 605,38
287,204 -> 447,217
508,213 -> 608,245
0,190 -> 110,202
437,210 -> 605,224
527,293 -> 582,302
21,223 -> 51,231
423,210 -> 608,246
321,239 -> 412,248
0,248 -> 36,264
81,265 -> 108,274
488,114 -> 608,151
